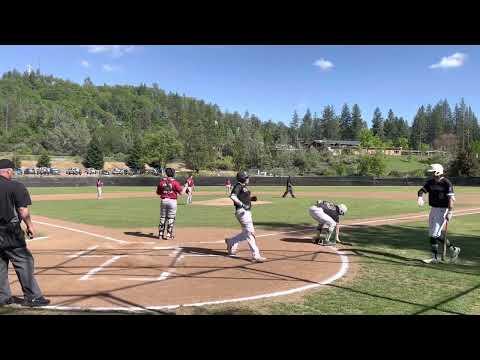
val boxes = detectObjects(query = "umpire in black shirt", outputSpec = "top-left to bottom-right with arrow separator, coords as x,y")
0,159 -> 50,307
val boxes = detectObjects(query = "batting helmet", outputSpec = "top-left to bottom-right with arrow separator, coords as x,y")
427,164 -> 444,177
236,171 -> 249,183
165,168 -> 175,177
338,204 -> 348,215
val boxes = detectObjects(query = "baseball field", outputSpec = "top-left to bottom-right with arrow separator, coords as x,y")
3,185 -> 480,315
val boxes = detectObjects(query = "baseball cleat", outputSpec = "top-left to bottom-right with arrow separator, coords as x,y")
422,257 -> 439,264
252,256 -> 267,262
225,238 -> 236,256
321,240 -> 335,246
312,236 -> 320,245
449,246 -> 461,261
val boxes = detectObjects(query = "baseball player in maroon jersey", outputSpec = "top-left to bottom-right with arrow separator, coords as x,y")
156,168 -> 185,240
96,178 -> 104,200
185,174 -> 195,205
225,178 -> 232,196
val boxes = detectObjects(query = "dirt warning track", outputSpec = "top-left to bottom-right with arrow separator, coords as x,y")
8,208 -> 480,313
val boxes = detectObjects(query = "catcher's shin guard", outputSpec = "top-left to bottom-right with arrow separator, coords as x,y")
158,217 -> 166,239
166,216 -> 176,239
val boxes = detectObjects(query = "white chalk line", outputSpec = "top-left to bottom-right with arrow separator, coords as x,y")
121,271 -> 171,282
26,236 -> 49,242
33,220 -> 129,244
79,255 -> 126,281
44,247 -> 349,313
40,207 -> 480,312
67,246 -> 99,259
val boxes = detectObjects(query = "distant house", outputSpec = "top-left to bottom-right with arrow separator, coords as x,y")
272,144 -> 302,152
307,139 -> 360,152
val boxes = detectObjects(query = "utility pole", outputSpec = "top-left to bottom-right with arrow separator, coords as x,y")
5,102 -> 8,134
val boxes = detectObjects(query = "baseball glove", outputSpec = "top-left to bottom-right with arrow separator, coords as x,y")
251,196 -> 258,202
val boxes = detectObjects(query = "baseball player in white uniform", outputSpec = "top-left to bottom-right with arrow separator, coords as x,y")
417,164 -> 460,263
225,171 -> 266,262
309,200 -> 348,246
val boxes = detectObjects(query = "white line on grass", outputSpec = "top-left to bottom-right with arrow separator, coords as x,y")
32,220 -> 129,244
79,255 -> 125,281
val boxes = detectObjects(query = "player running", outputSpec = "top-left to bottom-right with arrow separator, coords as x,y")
156,168 -> 186,240
417,163 -> 460,263
309,200 -> 348,246
185,174 -> 195,205
225,171 -> 266,262
225,178 -> 232,196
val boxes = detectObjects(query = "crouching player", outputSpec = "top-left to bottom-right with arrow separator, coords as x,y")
157,168 -> 185,240
309,200 -> 348,246
417,163 -> 460,263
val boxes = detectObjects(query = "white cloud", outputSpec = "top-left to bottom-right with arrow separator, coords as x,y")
82,45 -> 138,58
430,52 -> 467,69
313,58 -> 334,71
80,60 -> 90,68
102,64 -> 121,72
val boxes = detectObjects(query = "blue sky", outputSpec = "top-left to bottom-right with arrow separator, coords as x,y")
0,45 -> 478,126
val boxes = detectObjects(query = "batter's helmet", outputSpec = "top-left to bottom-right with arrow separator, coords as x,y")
338,204 -> 348,215
236,171 -> 249,183
427,164 -> 444,177
165,168 -> 175,177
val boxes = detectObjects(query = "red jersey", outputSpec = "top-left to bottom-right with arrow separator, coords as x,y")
156,177 -> 183,200
225,179 -> 231,186
186,178 -> 194,187
96,180 -> 103,188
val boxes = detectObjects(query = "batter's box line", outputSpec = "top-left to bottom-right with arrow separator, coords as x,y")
79,255 -> 127,281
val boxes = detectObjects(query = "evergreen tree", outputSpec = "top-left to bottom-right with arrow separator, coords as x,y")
299,109 -> 313,143
36,151 -> 51,168
351,104 -> 365,140
126,135 -> 144,171
289,110 -> 300,146
410,106 -> 428,150
339,104 -> 353,140
383,109 -> 396,141
448,146 -> 480,176
321,106 -> 339,139
371,107 -> 384,139
83,137 -> 104,170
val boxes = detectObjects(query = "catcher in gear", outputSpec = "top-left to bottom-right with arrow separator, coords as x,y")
417,163 -> 460,263
156,168 -> 186,240
225,171 -> 266,262
309,200 -> 348,246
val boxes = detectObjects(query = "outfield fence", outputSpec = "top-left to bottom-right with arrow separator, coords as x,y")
15,176 -> 480,187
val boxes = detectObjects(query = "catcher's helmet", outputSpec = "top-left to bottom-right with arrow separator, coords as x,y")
338,204 -> 348,215
427,163 -> 444,177
165,168 -> 175,177
236,171 -> 249,183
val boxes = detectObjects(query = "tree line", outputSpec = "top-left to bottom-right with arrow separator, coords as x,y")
0,69 -> 479,173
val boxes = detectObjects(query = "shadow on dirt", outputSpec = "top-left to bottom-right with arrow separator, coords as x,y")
124,231 -> 158,239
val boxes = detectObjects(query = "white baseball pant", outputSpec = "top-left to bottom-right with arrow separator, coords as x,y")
96,187 -> 102,199
226,209 -> 261,258
186,187 -> 193,204
309,206 -> 336,232
429,207 -> 449,238
160,198 -> 178,238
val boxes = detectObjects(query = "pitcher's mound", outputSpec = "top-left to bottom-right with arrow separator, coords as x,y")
193,198 -> 272,206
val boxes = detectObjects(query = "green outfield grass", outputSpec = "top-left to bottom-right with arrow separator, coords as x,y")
30,193 -> 427,229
